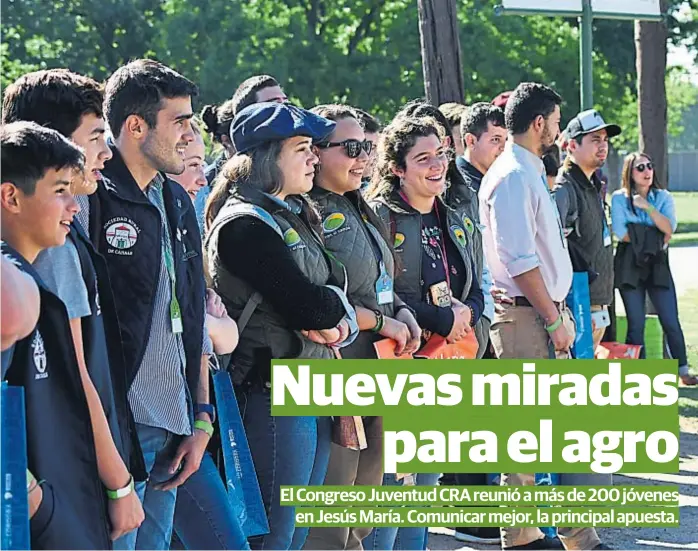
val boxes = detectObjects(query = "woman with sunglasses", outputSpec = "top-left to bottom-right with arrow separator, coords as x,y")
303,104 -> 421,551
611,152 -> 697,386
364,115 -> 484,551
205,102 -> 359,550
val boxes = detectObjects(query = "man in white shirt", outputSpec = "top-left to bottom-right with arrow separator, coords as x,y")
480,83 -> 608,551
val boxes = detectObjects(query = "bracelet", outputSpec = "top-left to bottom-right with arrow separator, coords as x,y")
194,419 -> 214,438
371,310 -> 385,333
106,475 -> 134,500
645,205 -> 656,214
545,315 -> 563,333
467,305 -> 476,327
28,480 -> 45,495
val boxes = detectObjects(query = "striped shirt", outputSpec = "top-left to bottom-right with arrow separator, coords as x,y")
78,176 -> 212,436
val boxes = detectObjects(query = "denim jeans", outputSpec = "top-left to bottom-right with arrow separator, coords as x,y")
237,387 -> 331,550
366,473 -> 440,551
114,423 -> 182,551
619,274 -> 688,369
172,451 -> 250,550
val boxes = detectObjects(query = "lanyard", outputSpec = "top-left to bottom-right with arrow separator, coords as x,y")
150,181 -> 183,333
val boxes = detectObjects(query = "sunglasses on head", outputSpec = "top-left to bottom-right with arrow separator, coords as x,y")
634,161 -> 654,173
316,139 -> 373,158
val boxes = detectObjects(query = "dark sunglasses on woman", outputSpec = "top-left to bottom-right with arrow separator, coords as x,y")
316,139 -> 373,159
634,161 -> 654,173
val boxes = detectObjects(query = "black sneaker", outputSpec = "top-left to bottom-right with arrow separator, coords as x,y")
592,544 -> 613,550
505,535 -> 564,550
453,526 -> 500,545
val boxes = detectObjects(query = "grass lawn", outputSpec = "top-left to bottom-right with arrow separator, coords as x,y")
678,288 -> 698,415
673,191 -> 698,234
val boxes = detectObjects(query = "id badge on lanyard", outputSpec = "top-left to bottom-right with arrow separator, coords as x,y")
170,285 -> 184,334
375,261 -> 394,305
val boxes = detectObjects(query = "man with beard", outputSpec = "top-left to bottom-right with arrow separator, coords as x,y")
84,59 -> 215,550
554,110 -> 621,349
480,83 -> 579,551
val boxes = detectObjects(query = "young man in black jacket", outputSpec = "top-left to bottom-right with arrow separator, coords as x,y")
554,109 -> 621,350
1,121 -> 112,549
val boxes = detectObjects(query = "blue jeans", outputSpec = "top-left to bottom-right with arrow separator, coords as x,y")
237,387 -> 331,550
114,423 -> 182,551
619,274 -> 688,369
172,451 -> 250,550
366,473 -> 440,551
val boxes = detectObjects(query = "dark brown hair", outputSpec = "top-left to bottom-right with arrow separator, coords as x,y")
365,116 -> 445,202
621,151 -> 663,212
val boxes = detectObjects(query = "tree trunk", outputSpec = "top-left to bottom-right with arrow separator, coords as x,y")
417,0 -> 464,105
635,0 -> 669,186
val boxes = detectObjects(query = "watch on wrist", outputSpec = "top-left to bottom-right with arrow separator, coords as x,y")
194,403 -> 216,424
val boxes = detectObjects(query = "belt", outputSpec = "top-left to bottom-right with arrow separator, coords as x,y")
513,296 -> 563,309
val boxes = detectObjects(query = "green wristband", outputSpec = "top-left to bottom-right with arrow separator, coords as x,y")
106,476 -> 134,500
645,204 -> 656,214
545,315 -> 563,333
194,419 -> 214,438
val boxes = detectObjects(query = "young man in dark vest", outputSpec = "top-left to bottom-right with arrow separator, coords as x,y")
2,69 -> 146,542
554,110 -> 621,351
85,59 -> 214,550
1,121 -> 111,549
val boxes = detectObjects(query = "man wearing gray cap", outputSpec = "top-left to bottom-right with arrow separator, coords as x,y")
554,109 -> 621,350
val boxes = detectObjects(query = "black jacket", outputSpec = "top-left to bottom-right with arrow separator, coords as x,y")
614,223 -> 672,290
89,145 -> 206,408
1,243 -> 111,550
554,162 -> 614,305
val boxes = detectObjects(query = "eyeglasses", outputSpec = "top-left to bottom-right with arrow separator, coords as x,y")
316,139 -> 373,159
634,162 -> 654,173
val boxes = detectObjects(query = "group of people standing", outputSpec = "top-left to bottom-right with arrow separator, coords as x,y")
0,58 -> 692,551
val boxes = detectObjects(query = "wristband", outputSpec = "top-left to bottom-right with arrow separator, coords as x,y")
106,476 -> 134,500
645,205 -> 656,214
545,315 -> 563,333
371,310 -> 385,333
194,419 -> 214,438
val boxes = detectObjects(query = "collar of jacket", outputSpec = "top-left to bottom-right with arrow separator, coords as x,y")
102,143 -> 164,204
562,160 -> 601,192
457,156 -> 484,184
378,187 -> 453,219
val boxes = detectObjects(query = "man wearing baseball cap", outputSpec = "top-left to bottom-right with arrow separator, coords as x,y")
554,109 -> 621,351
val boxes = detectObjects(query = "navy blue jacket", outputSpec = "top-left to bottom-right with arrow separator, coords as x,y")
89,145 -> 206,414
1,243 -> 111,550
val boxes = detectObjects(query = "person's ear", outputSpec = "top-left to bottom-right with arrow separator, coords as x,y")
1,183 -> 21,214
124,115 -> 147,140
389,162 -> 405,180
464,133 -> 477,150
533,115 -> 545,134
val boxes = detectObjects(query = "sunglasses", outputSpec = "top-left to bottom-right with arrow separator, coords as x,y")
317,139 -> 373,159
634,161 -> 654,173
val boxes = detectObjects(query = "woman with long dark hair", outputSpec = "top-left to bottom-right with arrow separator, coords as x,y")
364,115 -> 484,551
205,102 -> 359,549
611,152 -> 697,386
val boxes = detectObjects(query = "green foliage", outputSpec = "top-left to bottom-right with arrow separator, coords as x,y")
1,0 -> 695,147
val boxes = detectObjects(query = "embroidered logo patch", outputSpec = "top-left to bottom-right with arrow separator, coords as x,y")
393,233 -> 405,249
32,332 -> 48,380
323,213 -> 346,233
104,218 -> 139,250
462,215 -> 475,235
283,228 -> 301,247
451,225 -> 467,248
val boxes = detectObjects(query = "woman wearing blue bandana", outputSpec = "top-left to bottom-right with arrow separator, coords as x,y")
204,102 -> 358,550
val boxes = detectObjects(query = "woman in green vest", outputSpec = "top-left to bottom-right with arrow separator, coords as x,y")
364,115 -> 484,551
303,104 -> 421,551
204,102 -> 359,550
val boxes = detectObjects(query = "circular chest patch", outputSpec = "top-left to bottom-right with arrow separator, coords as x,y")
283,228 -> 301,247
105,221 -> 139,250
323,213 -> 346,233
394,233 -> 405,249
